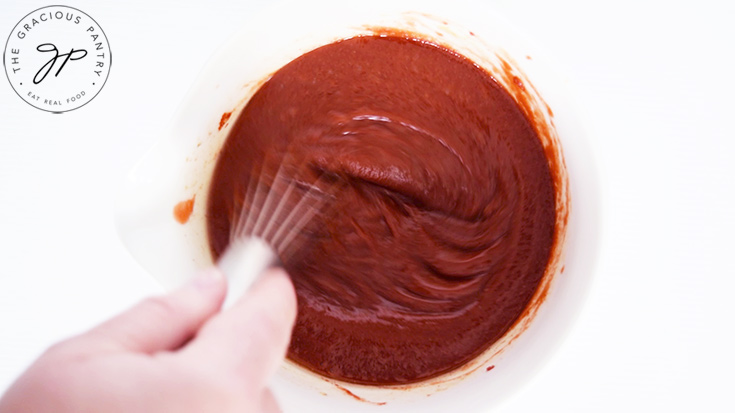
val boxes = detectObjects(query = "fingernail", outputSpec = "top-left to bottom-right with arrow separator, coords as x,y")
191,268 -> 224,291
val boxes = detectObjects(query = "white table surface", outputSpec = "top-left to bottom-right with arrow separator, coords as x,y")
1,0 -> 733,411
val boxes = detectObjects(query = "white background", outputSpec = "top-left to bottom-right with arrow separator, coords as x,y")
1,0 -> 733,411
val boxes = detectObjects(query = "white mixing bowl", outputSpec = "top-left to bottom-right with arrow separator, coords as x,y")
115,0 -> 598,411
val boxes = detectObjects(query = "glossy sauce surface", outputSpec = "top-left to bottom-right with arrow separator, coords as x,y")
206,35 -> 556,384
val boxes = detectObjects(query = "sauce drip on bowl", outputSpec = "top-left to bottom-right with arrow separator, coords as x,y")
206,35 -> 556,385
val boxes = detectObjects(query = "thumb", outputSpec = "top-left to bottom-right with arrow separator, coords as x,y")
76,268 -> 227,354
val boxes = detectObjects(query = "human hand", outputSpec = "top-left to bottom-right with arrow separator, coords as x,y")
0,267 -> 297,413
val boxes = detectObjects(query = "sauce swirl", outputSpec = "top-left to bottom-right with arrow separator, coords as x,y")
207,35 -> 556,385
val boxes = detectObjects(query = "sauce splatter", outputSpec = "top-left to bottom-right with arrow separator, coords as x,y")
333,383 -> 387,406
486,365 -> 495,372
512,75 -> 525,91
174,196 -> 195,224
218,111 -> 232,131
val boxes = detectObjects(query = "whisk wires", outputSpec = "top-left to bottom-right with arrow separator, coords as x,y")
229,158 -> 341,262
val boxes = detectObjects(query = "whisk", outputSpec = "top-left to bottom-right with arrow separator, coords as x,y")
216,161 -> 338,308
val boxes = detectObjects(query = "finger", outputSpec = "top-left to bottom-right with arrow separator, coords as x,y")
78,268 -> 227,354
178,268 -> 297,387
260,388 -> 282,413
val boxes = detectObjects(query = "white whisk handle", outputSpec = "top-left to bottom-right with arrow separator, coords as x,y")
217,237 -> 277,309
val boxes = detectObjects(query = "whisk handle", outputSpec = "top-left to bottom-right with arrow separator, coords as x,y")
217,237 -> 277,309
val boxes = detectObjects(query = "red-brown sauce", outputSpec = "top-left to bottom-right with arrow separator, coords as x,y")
206,35 -> 556,385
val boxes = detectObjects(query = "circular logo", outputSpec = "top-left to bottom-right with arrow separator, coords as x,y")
3,5 -> 111,113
